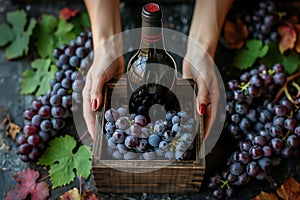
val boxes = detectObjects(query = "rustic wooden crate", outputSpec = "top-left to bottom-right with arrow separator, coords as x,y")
92,78 -> 205,194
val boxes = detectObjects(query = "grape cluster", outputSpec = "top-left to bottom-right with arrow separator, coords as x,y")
104,107 -> 196,160
16,31 -> 93,162
209,64 -> 300,199
242,0 -> 280,44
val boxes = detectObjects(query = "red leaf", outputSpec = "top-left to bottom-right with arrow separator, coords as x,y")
59,7 -> 78,20
278,23 -> 297,53
251,191 -> 278,200
221,18 -> 248,49
5,169 -> 49,200
82,190 -> 100,200
294,24 -> 300,53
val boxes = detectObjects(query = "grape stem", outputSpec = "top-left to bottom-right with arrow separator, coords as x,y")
220,180 -> 230,189
238,81 -> 250,94
274,71 -> 300,104
281,130 -> 291,142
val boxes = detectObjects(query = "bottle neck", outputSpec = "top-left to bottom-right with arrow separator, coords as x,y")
140,20 -> 164,50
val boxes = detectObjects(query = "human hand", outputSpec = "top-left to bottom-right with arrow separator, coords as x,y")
82,40 -> 124,140
182,50 -> 220,140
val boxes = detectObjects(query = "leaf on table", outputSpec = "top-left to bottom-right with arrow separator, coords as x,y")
34,14 -> 57,58
233,39 -> 269,69
82,190 -> 100,200
4,10 -> 36,60
5,169 -> 49,200
251,191 -> 278,200
260,42 -> 283,68
59,7 -> 78,21
282,51 -> 300,74
276,177 -> 300,200
37,135 -> 92,189
278,23 -> 297,54
3,114 -> 22,141
0,23 -> 15,46
20,58 -> 58,97
69,12 -> 91,35
54,18 -> 76,48
221,18 -> 248,49
60,188 -> 81,200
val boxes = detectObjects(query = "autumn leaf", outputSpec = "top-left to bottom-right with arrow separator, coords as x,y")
60,188 -> 81,200
82,190 -> 100,200
5,169 -> 49,200
294,24 -> 300,53
251,191 -> 278,200
276,177 -> 300,200
221,18 -> 248,49
3,114 -> 22,141
278,23 -> 297,53
59,7 -> 78,21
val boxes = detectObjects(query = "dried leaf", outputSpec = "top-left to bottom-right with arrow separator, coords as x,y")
82,190 -> 100,200
59,7 -> 78,21
251,191 -> 278,200
221,18 -> 248,49
4,114 -> 21,140
5,169 -> 49,200
60,188 -> 81,200
277,177 -> 300,200
278,23 -> 297,53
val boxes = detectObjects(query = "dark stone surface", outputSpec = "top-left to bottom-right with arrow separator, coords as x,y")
1,0 -> 300,200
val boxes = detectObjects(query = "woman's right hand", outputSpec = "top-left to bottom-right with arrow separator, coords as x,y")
82,41 -> 124,140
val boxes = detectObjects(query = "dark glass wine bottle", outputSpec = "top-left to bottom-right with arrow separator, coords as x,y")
127,3 -> 178,120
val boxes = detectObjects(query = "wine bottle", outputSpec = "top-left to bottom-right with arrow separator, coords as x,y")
127,3 -> 178,119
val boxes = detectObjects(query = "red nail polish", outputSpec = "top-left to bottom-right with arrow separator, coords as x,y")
199,103 -> 206,116
91,99 -> 98,111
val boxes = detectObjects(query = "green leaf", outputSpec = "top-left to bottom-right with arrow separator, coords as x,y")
282,51 -> 300,75
5,15 -> 36,59
69,12 -> 91,35
34,15 -> 57,58
54,19 -> 76,47
20,58 -> 57,97
233,39 -> 270,70
37,135 -> 92,189
0,23 -> 15,46
6,10 -> 27,33
260,42 -> 283,67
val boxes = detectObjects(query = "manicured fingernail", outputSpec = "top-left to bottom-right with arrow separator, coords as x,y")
91,99 -> 98,111
199,103 -> 206,116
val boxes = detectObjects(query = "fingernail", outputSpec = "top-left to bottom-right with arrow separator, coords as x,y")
91,99 -> 98,111
199,103 -> 206,116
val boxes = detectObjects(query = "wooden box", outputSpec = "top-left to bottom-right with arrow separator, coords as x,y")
92,78 -> 205,193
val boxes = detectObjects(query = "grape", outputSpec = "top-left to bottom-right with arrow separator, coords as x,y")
58,54 -> 69,64
75,47 -> 87,58
51,118 -> 65,130
39,105 -> 51,118
40,120 -> 52,132
238,172 -> 250,185
124,135 -> 139,149
181,132 -> 193,144
143,149 -> 156,160
124,151 -> 139,160
263,145 -> 272,157
212,188 -> 224,199
38,131 -> 50,142
239,140 -> 252,152
270,137 -> 283,152
281,147 -> 294,158
51,106 -> 65,118
273,73 -> 286,85
27,134 -> 41,147
69,56 -> 80,67
23,109 -> 35,121
229,162 -> 244,176
258,157 -> 272,171
18,144 -> 32,155
112,130 -> 127,143
134,114 -> 147,126
61,78 -> 72,89
62,95 -> 72,108
112,151 -> 123,160
238,151 -> 252,164
249,145 -> 263,160
171,115 -> 181,124
159,141 -> 169,152
148,134 -> 161,147
31,115 -> 42,127
104,108 -> 120,122
16,134 -> 27,146
286,134 -> 300,148
20,155 -> 30,162
246,161 -> 261,177
269,125 -> 283,137
32,99 -> 42,111
235,103 -> 248,115
105,121 -> 116,133
284,118 -> 297,131
23,123 -> 38,135
274,105 -> 287,117
72,79 -> 84,92
52,48 -> 63,59
117,107 -> 129,117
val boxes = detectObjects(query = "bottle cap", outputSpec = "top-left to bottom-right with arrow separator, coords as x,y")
142,3 -> 162,23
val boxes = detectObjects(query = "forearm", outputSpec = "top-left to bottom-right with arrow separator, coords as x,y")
84,0 -> 122,48
188,0 -> 233,58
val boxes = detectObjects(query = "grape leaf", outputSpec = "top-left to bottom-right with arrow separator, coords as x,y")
4,10 -> 36,60
0,23 -> 15,46
5,169 -> 49,200
34,15 -> 57,58
251,191 -> 278,200
282,51 -> 300,74
276,177 -> 300,200
278,23 -> 297,54
55,19 -> 76,48
37,135 -> 92,189
59,7 -> 78,21
69,12 -> 91,35
260,42 -> 283,68
20,58 -> 58,97
82,190 -> 100,200
233,40 -> 269,69
295,24 -> 300,53
3,114 -> 22,141
221,18 -> 248,49
60,188 -> 81,200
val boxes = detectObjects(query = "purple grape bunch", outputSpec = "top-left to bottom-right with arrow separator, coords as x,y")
17,31 -> 93,162
103,107 -> 196,161
209,63 -> 300,199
